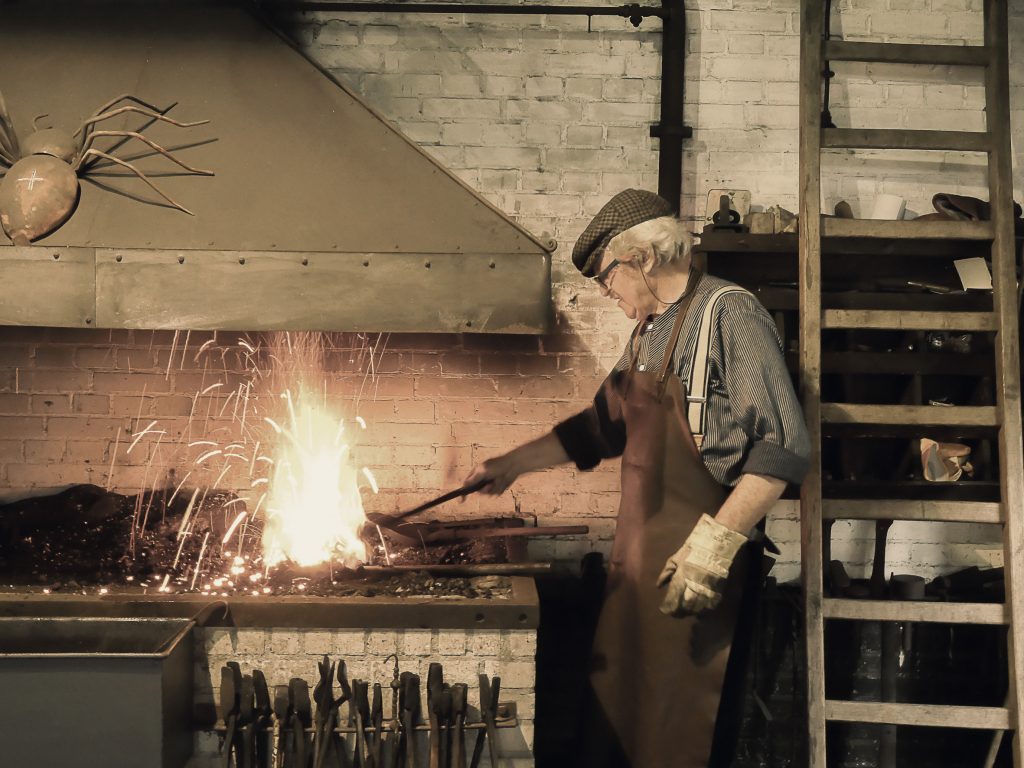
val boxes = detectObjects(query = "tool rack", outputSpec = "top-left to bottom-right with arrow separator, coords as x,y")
214,658 -> 516,768
792,2 -> 1024,767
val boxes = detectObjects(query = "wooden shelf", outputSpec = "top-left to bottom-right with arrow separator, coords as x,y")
823,128 -> 990,153
820,481 -> 1001,502
823,598 -> 1008,624
763,288 -> 992,312
823,309 -> 996,331
823,499 -> 1003,523
823,218 -> 995,240
822,403 -> 998,426
824,40 -> 989,67
825,701 -> 1010,730
823,422 -> 999,439
696,226 -> 1007,257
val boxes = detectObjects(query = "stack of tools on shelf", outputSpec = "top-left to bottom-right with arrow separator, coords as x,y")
217,655 -> 511,768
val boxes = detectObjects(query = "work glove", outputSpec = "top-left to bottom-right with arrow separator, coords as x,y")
657,513 -> 747,616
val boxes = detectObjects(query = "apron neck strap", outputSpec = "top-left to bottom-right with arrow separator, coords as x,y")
656,267 -> 703,390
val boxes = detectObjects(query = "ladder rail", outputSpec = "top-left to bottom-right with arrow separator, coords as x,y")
984,0 -> 1024,761
798,2 -> 826,766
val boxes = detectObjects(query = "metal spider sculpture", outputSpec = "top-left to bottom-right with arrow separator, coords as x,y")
0,91 -> 213,245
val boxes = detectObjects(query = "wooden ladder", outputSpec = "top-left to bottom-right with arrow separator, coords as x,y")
798,2 -> 1024,766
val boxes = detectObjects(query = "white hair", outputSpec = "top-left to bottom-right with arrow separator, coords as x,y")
605,216 -> 692,269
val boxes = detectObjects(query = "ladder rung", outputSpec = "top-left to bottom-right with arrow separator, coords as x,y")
821,403 -> 999,427
825,701 -> 1011,729
823,499 -> 1003,523
823,598 -> 1009,624
824,40 -> 989,67
823,218 -> 995,240
823,309 -> 996,331
823,128 -> 990,152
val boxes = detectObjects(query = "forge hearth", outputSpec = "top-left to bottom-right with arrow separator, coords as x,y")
0,483 -> 564,597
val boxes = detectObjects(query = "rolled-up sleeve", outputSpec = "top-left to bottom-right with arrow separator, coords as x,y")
718,307 -> 810,484
553,373 -> 628,471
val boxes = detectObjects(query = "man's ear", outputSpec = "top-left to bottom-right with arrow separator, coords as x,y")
639,245 -> 657,274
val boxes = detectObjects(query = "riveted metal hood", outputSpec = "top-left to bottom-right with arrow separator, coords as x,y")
0,1 -> 553,333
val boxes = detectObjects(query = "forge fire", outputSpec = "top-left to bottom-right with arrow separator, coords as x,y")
0,331 -> 520,598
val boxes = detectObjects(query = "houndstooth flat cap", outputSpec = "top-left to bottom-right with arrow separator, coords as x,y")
571,189 -> 674,277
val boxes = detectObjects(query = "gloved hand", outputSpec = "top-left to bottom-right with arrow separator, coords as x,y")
657,514 -> 747,616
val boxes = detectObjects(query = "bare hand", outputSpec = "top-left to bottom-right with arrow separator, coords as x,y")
464,452 -> 522,495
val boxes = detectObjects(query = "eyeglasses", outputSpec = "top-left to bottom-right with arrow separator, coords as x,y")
593,258 -> 621,289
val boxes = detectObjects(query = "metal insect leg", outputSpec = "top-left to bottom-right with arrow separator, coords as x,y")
0,90 -> 19,162
76,130 -> 214,176
77,101 -> 179,175
74,93 -> 166,145
75,104 -> 209,140
78,148 -> 196,215
88,93 -> 164,118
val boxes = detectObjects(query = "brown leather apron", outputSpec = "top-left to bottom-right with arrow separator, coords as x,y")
580,274 -> 752,768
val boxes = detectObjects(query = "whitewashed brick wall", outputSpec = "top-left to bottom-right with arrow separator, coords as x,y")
190,627 -> 536,767
279,2 -> 1022,582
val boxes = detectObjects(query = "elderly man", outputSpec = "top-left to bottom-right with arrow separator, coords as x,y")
466,189 -> 809,768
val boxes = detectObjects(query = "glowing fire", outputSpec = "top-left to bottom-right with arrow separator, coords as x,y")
261,388 -> 370,568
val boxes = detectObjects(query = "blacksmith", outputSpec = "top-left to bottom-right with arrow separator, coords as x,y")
466,189 -> 810,768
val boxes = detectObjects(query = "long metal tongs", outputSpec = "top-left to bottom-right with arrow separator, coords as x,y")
253,672 -> 274,768
220,663 -> 243,768
313,656 -> 337,768
468,676 -> 500,768
365,480 -> 492,536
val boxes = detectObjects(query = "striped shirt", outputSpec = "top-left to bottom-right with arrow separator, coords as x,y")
554,272 -> 810,486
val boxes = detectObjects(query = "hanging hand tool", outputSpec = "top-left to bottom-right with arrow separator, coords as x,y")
313,656 -> 336,768
290,678 -> 312,768
385,662 -> 403,768
273,685 -> 290,768
469,676 -> 500,768
253,671 -> 273,768
401,674 -> 421,768
394,672 -> 412,768
238,675 -> 257,768
335,660 -> 354,768
270,688 -> 290,765
439,686 -> 453,768
220,663 -> 242,768
353,680 -> 371,767
426,663 -> 444,768
450,685 -> 467,768
370,683 -> 384,768
482,677 -> 500,768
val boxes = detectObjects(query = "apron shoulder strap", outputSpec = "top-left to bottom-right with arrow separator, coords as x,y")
655,268 -> 703,397
686,285 -> 750,445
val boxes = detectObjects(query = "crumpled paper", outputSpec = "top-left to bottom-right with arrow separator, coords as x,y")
920,438 -> 974,482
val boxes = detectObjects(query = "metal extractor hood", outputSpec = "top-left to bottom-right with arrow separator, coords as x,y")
0,1 -> 553,333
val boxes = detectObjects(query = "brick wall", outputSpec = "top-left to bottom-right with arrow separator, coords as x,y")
1,2 -> 1022,583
